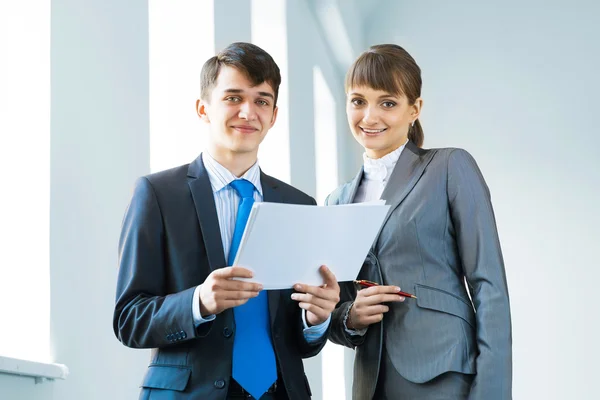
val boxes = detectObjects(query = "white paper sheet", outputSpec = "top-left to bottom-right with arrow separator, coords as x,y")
232,202 -> 390,289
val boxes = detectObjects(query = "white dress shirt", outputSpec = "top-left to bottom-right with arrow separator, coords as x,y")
192,152 -> 329,341
353,141 -> 407,204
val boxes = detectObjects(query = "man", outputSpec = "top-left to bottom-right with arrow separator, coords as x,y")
113,42 -> 339,400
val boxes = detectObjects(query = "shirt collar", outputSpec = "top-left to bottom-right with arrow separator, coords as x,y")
202,152 -> 263,196
362,140 -> 407,181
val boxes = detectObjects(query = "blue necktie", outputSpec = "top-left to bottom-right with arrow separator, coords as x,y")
228,179 -> 277,399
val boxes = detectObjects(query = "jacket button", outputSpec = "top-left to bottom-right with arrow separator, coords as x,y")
175,332 -> 182,340
214,379 -> 226,389
180,330 -> 187,339
223,327 -> 232,338
166,334 -> 173,341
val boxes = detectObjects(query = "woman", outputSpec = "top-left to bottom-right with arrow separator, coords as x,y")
328,44 -> 512,400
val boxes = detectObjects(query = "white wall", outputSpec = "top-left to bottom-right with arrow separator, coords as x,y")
364,1 -> 600,399
49,0 -> 152,399
0,374 -> 54,400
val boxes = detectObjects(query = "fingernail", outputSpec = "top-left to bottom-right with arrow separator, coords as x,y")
294,284 -> 301,291
395,287 -> 401,292
291,294 -> 298,300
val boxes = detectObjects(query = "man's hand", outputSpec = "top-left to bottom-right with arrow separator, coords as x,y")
346,285 -> 405,330
199,267 -> 263,316
291,265 -> 340,326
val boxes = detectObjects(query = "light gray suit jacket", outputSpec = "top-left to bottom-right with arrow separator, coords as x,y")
328,141 -> 512,400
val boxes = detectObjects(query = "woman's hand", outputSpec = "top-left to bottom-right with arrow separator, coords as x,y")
347,285 -> 405,330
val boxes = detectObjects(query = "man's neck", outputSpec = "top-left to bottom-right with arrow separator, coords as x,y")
207,147 -> 258,178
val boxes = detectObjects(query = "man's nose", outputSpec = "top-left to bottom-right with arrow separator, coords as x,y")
238,102 -> 257,121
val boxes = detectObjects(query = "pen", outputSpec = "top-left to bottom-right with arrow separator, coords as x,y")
354,279 -> 417,299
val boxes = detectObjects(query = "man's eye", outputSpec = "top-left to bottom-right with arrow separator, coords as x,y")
256,99 -> 269,106
226,96 -> 241,103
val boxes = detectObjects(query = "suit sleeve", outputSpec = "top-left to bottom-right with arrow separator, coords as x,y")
293,305 -> 330,358
447,149 -> 512,399
329,297 -> 366,348
113,177 -> 202,349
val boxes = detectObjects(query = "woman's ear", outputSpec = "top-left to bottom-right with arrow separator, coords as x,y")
411,97 -> 423,121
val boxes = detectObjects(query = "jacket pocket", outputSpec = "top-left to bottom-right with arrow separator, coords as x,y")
415,284 -> 475,329
140,365 -> 192,391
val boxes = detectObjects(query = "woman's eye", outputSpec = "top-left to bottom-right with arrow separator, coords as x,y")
351,98 -> 364,106
382,101 -> 396,108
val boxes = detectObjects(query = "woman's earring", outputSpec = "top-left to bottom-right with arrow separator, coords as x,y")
411,121 -> 415,127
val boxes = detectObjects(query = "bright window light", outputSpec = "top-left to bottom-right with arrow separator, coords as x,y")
0,1 -> 51,363
313,66 -> 339,205
149,0 -> 215,173
252,0 -> 291,183
313,66 -> 345,398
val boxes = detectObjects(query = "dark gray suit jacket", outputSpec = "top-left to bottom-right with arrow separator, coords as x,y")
113,154 -> 325,400
328,141 -> 512,399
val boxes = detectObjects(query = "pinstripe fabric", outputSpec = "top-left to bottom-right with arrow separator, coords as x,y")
202,152 -> 263,262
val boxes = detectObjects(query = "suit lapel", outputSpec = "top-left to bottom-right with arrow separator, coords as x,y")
187,154 -> 227,272
260,170 -> 282,204
375,141 -> 436,244
338,167 -> 364,205
260,171 -> 282,325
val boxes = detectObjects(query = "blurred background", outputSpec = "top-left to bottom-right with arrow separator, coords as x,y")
1,0 -> 598,399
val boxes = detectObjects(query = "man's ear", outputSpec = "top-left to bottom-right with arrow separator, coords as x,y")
196,99 -> 210,123
269,106 -> 278,129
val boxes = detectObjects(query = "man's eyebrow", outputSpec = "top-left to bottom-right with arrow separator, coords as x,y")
224,88 -> 274,99
257,91 -> 274,99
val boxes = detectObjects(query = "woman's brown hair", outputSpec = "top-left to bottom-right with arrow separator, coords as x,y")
345,44 -> 424,147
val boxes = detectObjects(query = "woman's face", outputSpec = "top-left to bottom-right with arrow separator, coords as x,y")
346,85 -> 421,159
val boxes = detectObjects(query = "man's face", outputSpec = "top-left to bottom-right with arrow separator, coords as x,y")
197,66 -> 278,160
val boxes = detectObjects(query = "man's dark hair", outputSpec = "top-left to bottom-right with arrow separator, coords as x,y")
200,42 -> 281,107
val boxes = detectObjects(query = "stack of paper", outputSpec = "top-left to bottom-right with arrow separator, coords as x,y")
232,201 -> 389,289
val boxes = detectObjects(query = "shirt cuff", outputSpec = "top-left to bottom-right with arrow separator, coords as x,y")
192,285 -> 216,326
343,302 -> 367,336
302,309 -> 331,343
